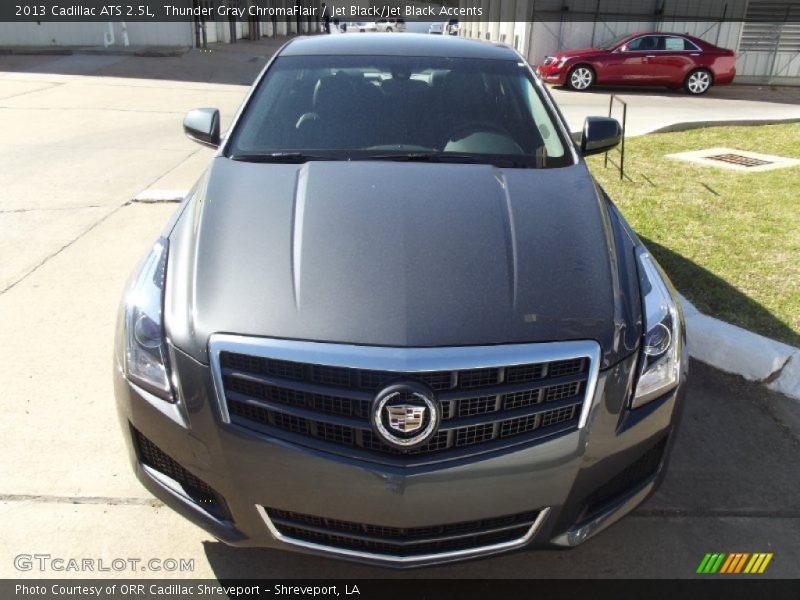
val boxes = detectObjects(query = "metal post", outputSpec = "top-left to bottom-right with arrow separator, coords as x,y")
228,0 -> 237,43
604,94 -> 612,170
606,94 -> 627,181
715,3 -> 728,46
620,101 -> 626,181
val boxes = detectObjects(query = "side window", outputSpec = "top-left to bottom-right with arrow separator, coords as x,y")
626,37 -> 643,51
664,37 -> 685,51
627,36 -> 659,51
683,38 -> 700,51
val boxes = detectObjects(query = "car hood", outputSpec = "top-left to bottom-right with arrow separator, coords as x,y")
165,158 -> 640,368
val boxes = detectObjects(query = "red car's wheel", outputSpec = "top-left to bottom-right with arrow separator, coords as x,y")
684,69 -> 713,95
567,65 -> 595,91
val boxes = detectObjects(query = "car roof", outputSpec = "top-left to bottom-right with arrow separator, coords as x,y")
280,33 -> 521,61
627,31 -> 697,38
622,31 -> 710,46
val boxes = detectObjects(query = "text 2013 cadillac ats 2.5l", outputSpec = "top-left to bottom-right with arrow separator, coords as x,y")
114,34 -> 687,567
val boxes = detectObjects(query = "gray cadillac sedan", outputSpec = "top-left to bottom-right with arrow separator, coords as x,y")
114,34 -> 687,567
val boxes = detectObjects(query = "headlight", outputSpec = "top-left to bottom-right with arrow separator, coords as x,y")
122,238 -> 173,400
632,248 -> 682,408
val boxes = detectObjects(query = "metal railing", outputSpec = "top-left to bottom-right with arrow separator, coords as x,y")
604,94 -> 627,181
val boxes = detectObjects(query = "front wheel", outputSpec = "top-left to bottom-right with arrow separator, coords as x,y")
684,69 -> 712,95
386,27 -> 393,33
567,65 -> 595,91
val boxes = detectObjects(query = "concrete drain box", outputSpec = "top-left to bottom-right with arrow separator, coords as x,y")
666,147 -> 800,172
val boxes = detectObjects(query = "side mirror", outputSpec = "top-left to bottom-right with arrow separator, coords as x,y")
183,108 -> 220,149
580,116 -> 622,156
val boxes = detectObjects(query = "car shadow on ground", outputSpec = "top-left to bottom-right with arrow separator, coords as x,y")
199,359 -> 800,579
549,83 -> 800,105
640,236 -> 800,347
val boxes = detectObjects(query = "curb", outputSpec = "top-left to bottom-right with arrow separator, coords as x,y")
644,117 -> 800,136
76,45 -> 190,58
571,118 -> 800,141
680,295 -> 800,400
597,115 -> 799,401
0,46 -> 74,56
0,45 -> 189,57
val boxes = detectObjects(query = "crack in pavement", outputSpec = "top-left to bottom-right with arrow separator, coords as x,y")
0,204 -> 124,295
0,148 -> 199,296
0,494 -> 161,507
762,353 -> 793,385
0,81 -> 64,101
0,205 -> 105,213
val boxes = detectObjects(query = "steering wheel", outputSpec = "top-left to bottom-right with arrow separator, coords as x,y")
447,121 -> 510,143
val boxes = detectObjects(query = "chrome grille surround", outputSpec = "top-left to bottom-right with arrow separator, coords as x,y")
209,335 -> 601,466
256,504 -> 551,565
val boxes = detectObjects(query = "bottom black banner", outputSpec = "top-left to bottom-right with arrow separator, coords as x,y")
3,579 -> 800,600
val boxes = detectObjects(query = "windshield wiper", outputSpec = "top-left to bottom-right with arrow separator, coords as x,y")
229,152 -> 335,163
361,152 -> 533,168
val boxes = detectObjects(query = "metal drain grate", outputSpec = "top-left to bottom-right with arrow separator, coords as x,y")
666,147 -> 800,172
707,154 -> 773,168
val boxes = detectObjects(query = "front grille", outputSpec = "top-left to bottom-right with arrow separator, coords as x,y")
265,507 -> 541,557
134,428 -> 230,521
215,341 -> 594,465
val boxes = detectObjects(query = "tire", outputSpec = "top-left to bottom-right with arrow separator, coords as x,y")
684,69 -> 712,95
386,27 -> 393,33
567,65 -> 595,91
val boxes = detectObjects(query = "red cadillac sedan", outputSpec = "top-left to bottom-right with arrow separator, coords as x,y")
536,32 -> 736,95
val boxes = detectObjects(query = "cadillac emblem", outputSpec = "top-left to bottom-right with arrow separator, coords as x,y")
386,404 -> 427,433
371,382 -> 441,450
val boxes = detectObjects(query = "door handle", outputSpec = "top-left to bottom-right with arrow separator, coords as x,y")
645,54 -> 656,58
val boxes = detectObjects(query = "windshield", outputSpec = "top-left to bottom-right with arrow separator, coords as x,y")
596,34 -> 631,50
227,55 -> 571,168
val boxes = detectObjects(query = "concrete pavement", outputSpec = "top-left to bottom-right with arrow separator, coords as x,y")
1,39 -> 799,580
0,37 -> 303,294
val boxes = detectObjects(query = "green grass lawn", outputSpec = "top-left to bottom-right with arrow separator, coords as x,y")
587,123 -> 800,347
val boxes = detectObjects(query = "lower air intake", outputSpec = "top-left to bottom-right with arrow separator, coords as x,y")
264,507 -> 542,558
134,427 -> 230,521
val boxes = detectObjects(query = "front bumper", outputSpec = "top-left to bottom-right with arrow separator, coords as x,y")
115,343 -> 686,567
536,64 -> 567,85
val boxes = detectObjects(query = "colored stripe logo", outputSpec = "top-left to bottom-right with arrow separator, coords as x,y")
697,553 -> 773,574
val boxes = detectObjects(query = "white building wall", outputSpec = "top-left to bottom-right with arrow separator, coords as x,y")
513,0 -> 533,52
0,21 -> 194,47
737,50 -> 800,83
498,0 -> 516,45
658,21 -> 744,51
